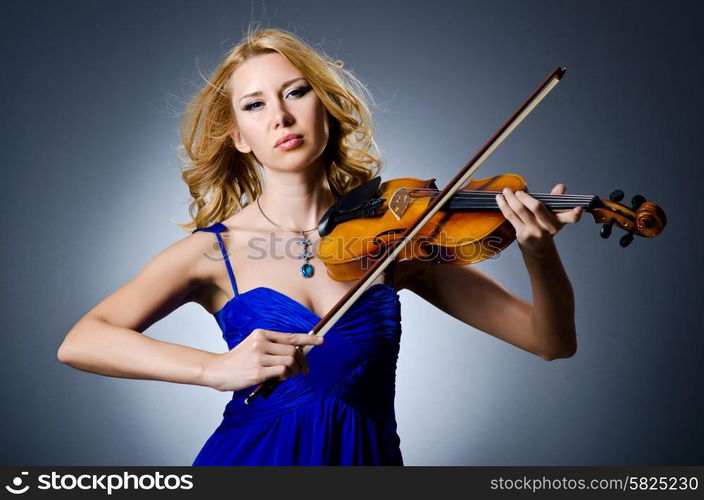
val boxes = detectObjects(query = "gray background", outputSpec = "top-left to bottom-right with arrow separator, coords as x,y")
2,0 -> 701,465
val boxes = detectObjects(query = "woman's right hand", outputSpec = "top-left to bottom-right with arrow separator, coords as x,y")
203,328 -> 324,392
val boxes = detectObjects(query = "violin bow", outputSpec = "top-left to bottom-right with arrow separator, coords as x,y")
245,66 -> 567,404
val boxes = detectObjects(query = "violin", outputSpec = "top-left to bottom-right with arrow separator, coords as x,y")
314,174 -> 666,280
244,66 -> 667,404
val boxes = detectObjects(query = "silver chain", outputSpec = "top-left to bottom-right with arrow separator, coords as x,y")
256,196 -> 319,278
256,197 -> 319,234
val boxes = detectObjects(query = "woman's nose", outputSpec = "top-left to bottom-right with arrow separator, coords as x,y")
271,100 -> 295,128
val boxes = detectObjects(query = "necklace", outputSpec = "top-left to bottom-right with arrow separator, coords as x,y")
256,197 -> 317,279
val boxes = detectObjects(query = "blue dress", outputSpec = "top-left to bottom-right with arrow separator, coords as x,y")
190,223 -> 403,465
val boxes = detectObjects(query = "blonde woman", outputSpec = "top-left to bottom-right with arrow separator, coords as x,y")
57,28 -> 581,466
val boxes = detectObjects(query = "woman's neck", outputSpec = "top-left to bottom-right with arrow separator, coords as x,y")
257,167 -> 336,231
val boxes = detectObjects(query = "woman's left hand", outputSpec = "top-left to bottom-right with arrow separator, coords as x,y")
496,183 -> 582,257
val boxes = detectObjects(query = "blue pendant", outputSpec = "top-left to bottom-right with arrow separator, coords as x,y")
300,263 -> 314,278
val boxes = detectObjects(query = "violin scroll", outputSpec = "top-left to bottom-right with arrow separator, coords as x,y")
592,188 -> 666,246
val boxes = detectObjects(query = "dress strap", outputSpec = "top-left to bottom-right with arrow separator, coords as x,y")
191,223 -> 239,297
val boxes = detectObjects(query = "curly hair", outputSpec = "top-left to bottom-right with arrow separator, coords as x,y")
175,27 -> 383,232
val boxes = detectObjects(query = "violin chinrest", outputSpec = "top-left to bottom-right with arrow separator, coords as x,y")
319,176 -> 382,236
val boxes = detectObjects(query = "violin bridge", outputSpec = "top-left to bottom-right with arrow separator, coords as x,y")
389,188 -> 412,221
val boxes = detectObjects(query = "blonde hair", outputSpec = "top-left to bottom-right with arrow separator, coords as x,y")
175,27 -> 382,232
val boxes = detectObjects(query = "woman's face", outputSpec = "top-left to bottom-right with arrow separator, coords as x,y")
229,52 -> 330,173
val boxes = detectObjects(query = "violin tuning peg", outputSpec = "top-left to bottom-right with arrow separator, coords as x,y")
609,189 -> 624,202
619,231 -> 634,248
631,194 -> 646,210
600,219 -> 614,239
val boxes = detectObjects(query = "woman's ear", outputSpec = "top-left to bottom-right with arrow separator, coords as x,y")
231,129 -> 252,154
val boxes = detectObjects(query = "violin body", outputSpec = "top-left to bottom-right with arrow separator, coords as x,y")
317,175 -> 666,282
318,175 -> 528,281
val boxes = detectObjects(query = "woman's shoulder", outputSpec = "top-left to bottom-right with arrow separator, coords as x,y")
186,207 -> 262,312
188,206 -> 265,271
214,204 -> 276,249
189,204 -> 252,237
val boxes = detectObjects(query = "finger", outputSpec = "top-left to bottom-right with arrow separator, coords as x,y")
264,342 -> 298,356
555,206 -> 583,224
496,191 -> 525,231
548,183 -> 577,225
515,190 -> 561,235
262,342 -> 308,371
502,187 -> 534,226
265,331 -> 324,346
259,364 -> 291,381
261,354 -> 300,377
261,354 -> 298,370
550,183 -> 566,195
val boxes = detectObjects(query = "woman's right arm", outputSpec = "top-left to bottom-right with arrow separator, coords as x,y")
56,231 -> 219,387
57,231 -> 323,391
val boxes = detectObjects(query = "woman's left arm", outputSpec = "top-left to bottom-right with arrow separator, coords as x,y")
400,183 -> 582,361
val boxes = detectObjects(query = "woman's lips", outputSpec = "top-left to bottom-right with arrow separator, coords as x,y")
276,136 -> 304,150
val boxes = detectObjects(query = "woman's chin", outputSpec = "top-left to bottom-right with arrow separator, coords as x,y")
263,155 -> 326,174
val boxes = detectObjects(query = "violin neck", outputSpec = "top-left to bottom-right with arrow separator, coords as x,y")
444,191 -> 598,212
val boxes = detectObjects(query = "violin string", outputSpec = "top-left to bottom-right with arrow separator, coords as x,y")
407,202 -> 593,208
417,192 -> 596,205
424,192 -> 594,200
408,194 -> 595,203
390,189 -> 600,210
431,198 -> 595,203
408,188 -> 595,199
412,198 -> 593,202
439,196 -> 594,201
413,191 -> 596,202
416,201 -> 595,204
411,188 -> 594,196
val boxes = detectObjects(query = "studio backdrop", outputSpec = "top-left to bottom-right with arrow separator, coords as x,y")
1,0 -> 701,465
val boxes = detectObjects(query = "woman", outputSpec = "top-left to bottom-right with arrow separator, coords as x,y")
57,28 -> 582,466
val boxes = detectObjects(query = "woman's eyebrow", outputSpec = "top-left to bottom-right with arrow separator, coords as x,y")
239,77 -> 307,102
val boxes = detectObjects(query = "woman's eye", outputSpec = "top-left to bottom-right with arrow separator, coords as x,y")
243,101 -> 263,111
288,86 -> 311,98
242,86 -> 310,112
